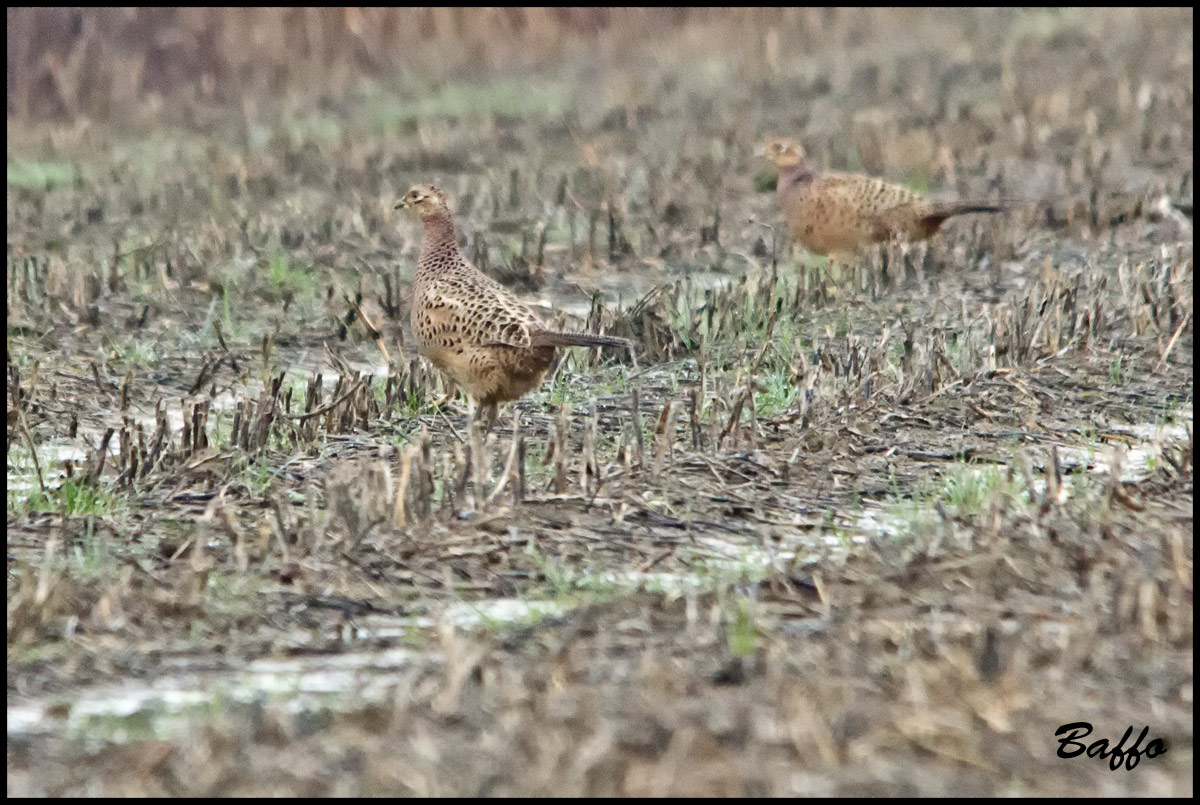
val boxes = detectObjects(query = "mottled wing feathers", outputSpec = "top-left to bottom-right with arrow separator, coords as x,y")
415,275 -> 541,349
821,172 -> 922,211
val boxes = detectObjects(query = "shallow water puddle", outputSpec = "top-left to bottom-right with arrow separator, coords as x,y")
587,527 -> 868,596
7,646 -> 424,742
852,415 -> 1192,538
1056,419 -> 1192,483
541,265 -> 739,318
7,442 -> 90,497
11,451 -> 93,499
7,600 -> 569,743
348,598 -> 570,636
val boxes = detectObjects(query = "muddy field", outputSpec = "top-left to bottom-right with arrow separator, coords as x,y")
6,8 -> 1194,796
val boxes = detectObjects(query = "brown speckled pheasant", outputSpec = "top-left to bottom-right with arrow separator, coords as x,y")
763,137 -> 1003,257
397,184 -> 628,430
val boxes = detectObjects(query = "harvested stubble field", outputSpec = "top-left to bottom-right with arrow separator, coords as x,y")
6,7 -> 1194,797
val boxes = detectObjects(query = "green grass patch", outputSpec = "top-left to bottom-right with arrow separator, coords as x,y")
727,598 -> 759,658
754,170 -> 778,193
268,252 -> 317,299
370,77 -> 572,129
525,548 -> 623,606
1108,354 -> 1125,386
288,113 -> 343,141
878,458 -> 1028,541
897,168 -> 933,194
23,479 -> 117,516
7,158 -> 76,190
937,462 -> 1013,515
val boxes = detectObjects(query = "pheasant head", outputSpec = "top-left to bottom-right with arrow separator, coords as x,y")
396,184 -> 450,219
762,137 -> 807,169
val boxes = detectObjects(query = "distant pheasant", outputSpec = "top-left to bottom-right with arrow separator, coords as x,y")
397,184 -> 629,430
762,137 -> 1004,257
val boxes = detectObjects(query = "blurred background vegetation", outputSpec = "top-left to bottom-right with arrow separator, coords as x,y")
8,8 -> 777,118
9,7 -> 1190,123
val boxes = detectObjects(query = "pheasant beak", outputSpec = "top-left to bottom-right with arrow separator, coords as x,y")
395,199 -> 409,210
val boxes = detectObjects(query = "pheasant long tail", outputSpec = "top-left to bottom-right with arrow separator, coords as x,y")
915,202 -> 1010,235
531,329 -> 630,349
929,202 -> 1007,218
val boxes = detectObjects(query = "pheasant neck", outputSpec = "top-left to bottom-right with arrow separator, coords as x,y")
418,212 -> 459,274
777,161 -> 816,188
